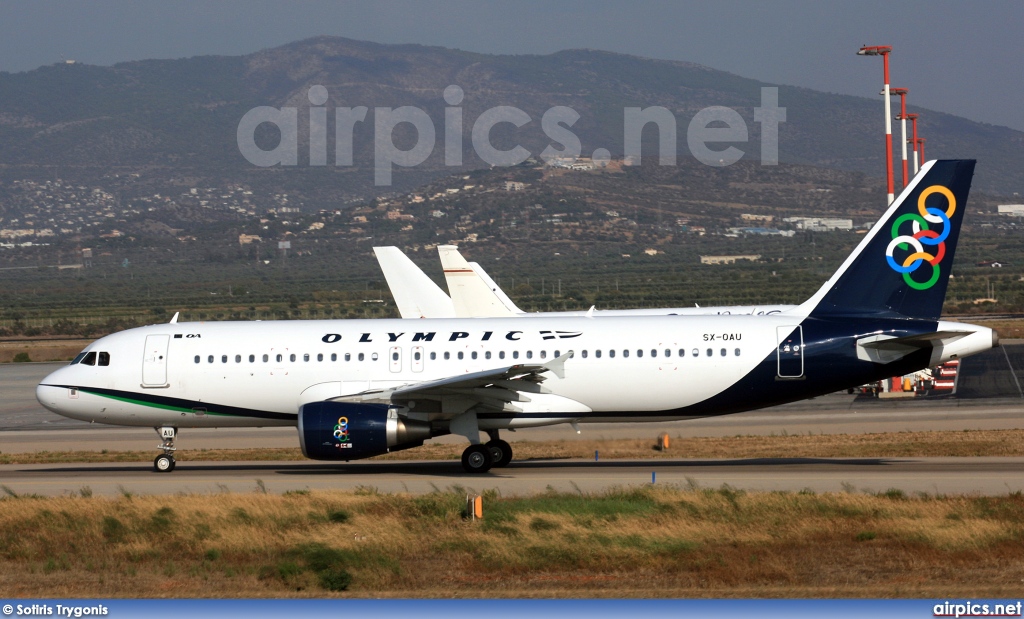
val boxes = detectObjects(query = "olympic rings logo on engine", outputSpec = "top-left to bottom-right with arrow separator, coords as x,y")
885,185 -> 956,290
333,416 -> 350,443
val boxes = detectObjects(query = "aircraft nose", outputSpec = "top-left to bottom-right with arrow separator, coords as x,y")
36,367 -> 71,414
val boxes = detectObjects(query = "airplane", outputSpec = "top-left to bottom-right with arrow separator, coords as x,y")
36,160 -> 996,474
373,245 -> 795,319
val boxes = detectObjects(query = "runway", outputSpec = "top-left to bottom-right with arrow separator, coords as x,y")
2,353 -> 1022,498
1,457 -> 1021,497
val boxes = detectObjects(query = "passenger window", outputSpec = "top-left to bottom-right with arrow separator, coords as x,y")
554,350 -> 560,358
263,354 -> 269,362
235,355 -> 241,363
371,353 -> 379,361
485,351 -> 491,359
303,353 -> 310,362
678,349 -> 685,358
208,355 -> 214,364
317,353 -> 323,362
623,350 -> 629,358
331,353 -> 337,361
706,348 -> 713,357
194,355 -> 200,364
582,350 -> 588,359
249,354 -> 255,363
720,348 -> 726,357
276,354 -> 283,363
513,351 -> 519,359
345,353 -> 351,362
430,352 -> 436,360
471,352 -> 477,360
665,349 -> 671,357
596,350 -> 602,358
526,351 -> 533,359
692,348 -> 699,357
652,349 -> 658,358
637,349 -> 643,358
735,348 -> 741,356
392,352 -> 399,361
290,354 -> 296,362
444,352 -> 450,360
415,351 -> 421,361
358,353 -> 364,361
458,352 -> 464,360
540,351 -> 546,359
609,350 -> 615,358
499,351 -> 505,360
222,355 -> 228,364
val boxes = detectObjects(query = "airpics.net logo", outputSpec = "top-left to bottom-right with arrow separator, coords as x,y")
933,600 -> 1023,618
236,85 -> 786,186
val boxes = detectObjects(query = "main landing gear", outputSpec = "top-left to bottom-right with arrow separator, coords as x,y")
459,431 -> 514,474
153,426 -> 177,473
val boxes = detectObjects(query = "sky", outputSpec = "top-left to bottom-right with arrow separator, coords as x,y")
0,0 -> 1021,131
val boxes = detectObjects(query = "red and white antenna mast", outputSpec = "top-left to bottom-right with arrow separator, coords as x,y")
903,113 -> 920,175
858,45 -> 894,204
889,88 -> 909,189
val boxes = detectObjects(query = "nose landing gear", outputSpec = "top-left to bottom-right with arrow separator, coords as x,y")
154,426 -> 177,473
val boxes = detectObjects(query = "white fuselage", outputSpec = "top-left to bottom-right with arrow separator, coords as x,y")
36,314 -> 786,430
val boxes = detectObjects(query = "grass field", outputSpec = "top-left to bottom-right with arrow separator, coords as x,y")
0,484 -> 1022,597
3,429 -> 1024,465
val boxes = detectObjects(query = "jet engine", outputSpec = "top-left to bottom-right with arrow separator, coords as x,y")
298,401 -> 432,461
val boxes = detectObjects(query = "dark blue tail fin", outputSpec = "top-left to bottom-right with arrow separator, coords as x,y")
803,160 -> 975,320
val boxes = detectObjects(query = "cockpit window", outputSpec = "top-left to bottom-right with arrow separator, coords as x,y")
71,352 -> 87,365
81,351 -> 97,366
98,352 -> 110,366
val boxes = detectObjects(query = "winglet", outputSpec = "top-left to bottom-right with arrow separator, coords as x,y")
585,305 -> 595,318
169,312 -> 179,324
543,351 -> 572,379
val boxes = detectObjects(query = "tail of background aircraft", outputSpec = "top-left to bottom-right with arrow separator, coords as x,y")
373,247 -> 455,319
437,245 -> 519,318
800,160 -> 975,320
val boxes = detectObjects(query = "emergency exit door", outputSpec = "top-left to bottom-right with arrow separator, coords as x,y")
142,334 -> 170,387
389,346 -> 402,373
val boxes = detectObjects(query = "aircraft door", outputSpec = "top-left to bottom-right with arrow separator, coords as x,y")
776,326 -> 804,379
389,346 -> 402,373
142,334 -> 170,387
411,346 -> 424,373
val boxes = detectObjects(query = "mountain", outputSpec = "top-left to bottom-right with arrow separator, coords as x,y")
0,36 -> 1021,201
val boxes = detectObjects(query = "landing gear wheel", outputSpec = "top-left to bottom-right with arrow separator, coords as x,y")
485,439 -> 513,468
154,453 -> 175,473
461,444 -> 493,473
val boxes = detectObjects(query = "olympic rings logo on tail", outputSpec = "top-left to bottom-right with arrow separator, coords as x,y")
333,416 -> 350,443
885,185 -> 956,290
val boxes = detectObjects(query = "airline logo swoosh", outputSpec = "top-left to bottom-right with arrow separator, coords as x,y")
540,330 -> 583,340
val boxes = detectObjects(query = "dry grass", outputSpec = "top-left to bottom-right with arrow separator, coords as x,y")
4,429 -> 1024,465
0,338 -> 88,363
0,485 -> 1022,597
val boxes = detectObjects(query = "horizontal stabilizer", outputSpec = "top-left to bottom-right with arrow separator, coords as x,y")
856,331 -> 969,364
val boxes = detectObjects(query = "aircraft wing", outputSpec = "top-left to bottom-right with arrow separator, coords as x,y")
349,353 -> 571,414
374,247 -> 455,318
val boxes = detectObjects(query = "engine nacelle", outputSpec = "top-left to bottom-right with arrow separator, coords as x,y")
298,401 -> 432,461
